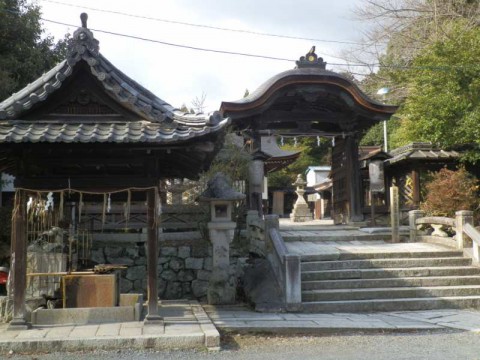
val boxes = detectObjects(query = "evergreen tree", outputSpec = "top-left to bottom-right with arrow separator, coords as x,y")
0,0 -> 67,100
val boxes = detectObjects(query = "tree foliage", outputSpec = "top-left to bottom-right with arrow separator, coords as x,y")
268,137 -> 331,188
420,167 -> 479,217
353,0 -> 480,152
0,0 -> 67,101
391,23 -> 480,150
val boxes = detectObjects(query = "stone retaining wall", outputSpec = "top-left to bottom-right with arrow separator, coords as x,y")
90,232 -> 248,301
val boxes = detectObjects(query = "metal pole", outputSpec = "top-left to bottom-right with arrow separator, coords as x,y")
383,120 -> 388,152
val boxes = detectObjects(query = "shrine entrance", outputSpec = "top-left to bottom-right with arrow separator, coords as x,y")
221,49 -> 397,224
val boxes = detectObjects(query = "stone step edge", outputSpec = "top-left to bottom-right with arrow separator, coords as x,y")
302,265 -> 480,275
301,294 -> 480,306
300,251 -> 463,261
302,284 -> 480,295
302,275 -> 480,286
302,256 -> 469,265
301,257 -> 471,270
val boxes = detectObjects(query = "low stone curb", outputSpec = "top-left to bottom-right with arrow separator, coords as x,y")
190,300 -> 220,350
0,333 -> 204,354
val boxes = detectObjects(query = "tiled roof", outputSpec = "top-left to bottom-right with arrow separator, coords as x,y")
0,15 -> 227,143
0,120 -> 228,144
385,142 -> 460,165
261,136 -> 300,159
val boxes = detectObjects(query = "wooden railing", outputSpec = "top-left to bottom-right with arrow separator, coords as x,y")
78,201 -> 207,232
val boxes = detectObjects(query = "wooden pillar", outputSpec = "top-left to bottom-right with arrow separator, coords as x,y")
144,188 -> 163,325
411,169 -> 420,207
345,135 -> 363,222
8,189 -> 29,330
272,191 -> 284,216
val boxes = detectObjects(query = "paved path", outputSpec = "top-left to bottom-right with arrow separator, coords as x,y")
284,240 -> 454,257
4,302 -> 480,356
0,300 -> 219,354
203,305 -> 480,334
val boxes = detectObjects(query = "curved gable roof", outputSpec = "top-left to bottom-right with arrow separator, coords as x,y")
221,48 -> 397,134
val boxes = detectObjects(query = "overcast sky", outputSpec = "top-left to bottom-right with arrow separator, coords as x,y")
37,0 -> 368,113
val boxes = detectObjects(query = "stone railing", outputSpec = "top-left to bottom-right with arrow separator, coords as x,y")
246,210 -> 265,256
409,210 -> 473,249
264,215 -> 301,308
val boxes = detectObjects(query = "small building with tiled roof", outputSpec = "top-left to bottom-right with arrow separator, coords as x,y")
1,13 -> 228,330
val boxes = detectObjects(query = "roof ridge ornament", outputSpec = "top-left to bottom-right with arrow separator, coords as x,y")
295,46 -> 327,70
67,13 -> 100,63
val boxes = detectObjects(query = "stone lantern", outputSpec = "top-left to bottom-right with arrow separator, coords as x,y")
199,173 -> 245,304
290,174 -> 312,222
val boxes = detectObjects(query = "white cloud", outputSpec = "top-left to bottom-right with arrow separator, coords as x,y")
38,0 -> 366,112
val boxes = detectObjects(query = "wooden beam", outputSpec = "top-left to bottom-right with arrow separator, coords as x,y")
144,188 -> 163,326
8,190 -> 30,330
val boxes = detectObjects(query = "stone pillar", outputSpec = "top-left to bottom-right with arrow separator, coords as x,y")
290,174 -> 312,222
144,188 -> 163,326
8,190 -> 29,330
345,135 -> 363,222
390,185 -> 400,243
455,210 -> 474,250
264,214 -> 279,253
409,210 -> 425,242
207,221 -> 236,304
248,159 -> 264,217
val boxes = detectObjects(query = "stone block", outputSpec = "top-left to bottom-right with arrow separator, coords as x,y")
134,256 -> 146,265
169,257 -> 184,271
160,269 -> 176,281
125,247 -> 139,258
126,265 -> 146,281
165,281 -> 182,299
104,246 -> 124,258
204,257 -> 213,271
158,257 -> 169,265
31,307 -> 135,325
186,257 -> 204,270
197,269 -> 211,281
133,279 -> 147,292
90,249 -> 106,264
192,244 -> 209,257
182,283 -> 192,297
109,257 -> 134,266
158,279 -> 167,296
192,279 -> 209,298
178,269 -> 195,282
161,247 -> 177,256
120,278 -> 133,293
178,246 -> 191,259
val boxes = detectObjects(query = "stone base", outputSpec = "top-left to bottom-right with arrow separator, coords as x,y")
290,204 -> 312,222
7,317 -> 30,331
144,314 -> 165,328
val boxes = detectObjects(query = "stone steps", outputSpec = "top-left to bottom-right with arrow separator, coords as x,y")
298,248 -> 480,312
300,296 -> 480,313
302,257 -> 471,271
302,266 -> 480,281
301,250 -> 463,262
302,275 -> 480,290
302,285 -> 480,302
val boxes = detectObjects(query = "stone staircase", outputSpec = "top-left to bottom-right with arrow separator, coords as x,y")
300,249 -> 480,312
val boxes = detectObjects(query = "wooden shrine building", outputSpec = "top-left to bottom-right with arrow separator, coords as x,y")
0,14 -> 228,329
221,48 -> 397,223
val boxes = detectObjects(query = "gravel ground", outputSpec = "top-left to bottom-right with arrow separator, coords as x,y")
5,330 -> 480,360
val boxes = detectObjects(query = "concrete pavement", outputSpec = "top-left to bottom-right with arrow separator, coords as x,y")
203,304 -> 480,334
0,300 -> 220,354
4,302 -> 480,356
